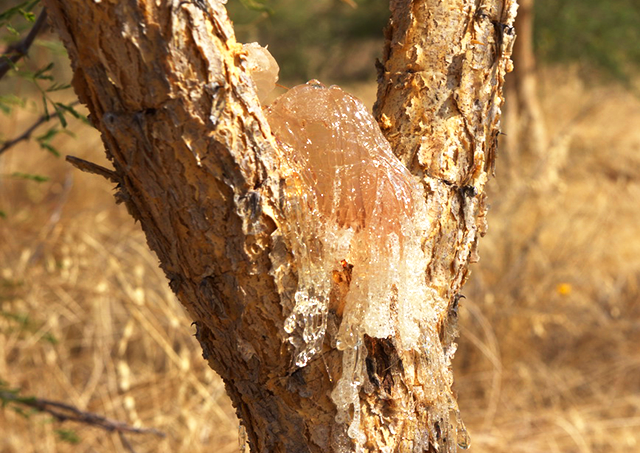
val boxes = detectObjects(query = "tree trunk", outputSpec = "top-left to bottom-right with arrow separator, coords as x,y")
502,0 -> 548,181
42,1 -> 517,452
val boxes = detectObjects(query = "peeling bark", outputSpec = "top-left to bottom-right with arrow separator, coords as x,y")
369,2 -> 517,450
42,0 -> 516,451
375,0 -> 516,304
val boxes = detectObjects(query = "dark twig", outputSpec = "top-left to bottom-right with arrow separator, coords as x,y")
0,8 -> 49,80
119,431 -> 138,453
0,390 -> 166,438
0,100 -> 80,156
66,155 -> 121,183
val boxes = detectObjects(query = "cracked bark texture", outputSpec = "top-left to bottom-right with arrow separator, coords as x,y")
42,0 -> 517,452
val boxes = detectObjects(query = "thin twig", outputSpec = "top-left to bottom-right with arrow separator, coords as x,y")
0,8 -> 49,80
66,155 -> 121,183
0,100 -> 80,156
0,391 -> 166,438
119,431 -> 138,453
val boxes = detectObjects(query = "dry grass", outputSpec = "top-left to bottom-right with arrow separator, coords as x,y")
455,68 -> 640,453
0,104 -> 239,451
1,67 -> 640,452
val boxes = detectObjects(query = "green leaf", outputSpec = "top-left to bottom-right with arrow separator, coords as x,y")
0,56 -> 18,72
12,405 -> 36,419
0,1 -> 37,24
41,92 -> 49,119
10,172 -> 50,182
36,127 -> 58,142
0,310 -> 57,344
33,62 -> 54,81
13,394 -> 37,405
45,82 -> 71,92
0,311 -> 29,326
0,94 -> 25,114
55,102 -> 80,118
19,10 -> 36,23
35,128 -> 62,156
38,142 -> 60,157
60,129 -> 76,139
0,210 -> 6,219
53,103 -> 67,127
42,332 -> 58,345
55,429 -> 80,444
6,23 -> 19,36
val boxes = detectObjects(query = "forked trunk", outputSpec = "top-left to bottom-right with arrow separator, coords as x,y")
42,1 -> 517,451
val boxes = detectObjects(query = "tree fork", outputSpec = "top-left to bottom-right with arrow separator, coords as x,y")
42,0 -> 517,451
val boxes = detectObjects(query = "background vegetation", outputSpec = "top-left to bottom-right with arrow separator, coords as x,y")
228,0 -> 389,82
1,0 -> 640,452
534,0 -> 640,85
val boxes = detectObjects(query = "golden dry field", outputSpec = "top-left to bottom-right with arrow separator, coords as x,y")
1,57 -> 640,453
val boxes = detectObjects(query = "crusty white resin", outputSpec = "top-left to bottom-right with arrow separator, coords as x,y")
266,80 -> 467,451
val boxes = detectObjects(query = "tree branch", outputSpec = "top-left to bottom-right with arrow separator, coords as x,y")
0,8 -> 49,80
0,390 -> 165,437
65,155 -> 120,183
0,101 -> 79,156
374,0 -> 517,306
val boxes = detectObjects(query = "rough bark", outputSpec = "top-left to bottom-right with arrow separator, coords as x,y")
370,1 -> 516,449
42,0 -> 516,452
374,0 -> 516,325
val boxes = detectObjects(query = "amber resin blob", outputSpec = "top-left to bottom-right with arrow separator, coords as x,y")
265,82 -> 470,450
267,80 -> 416,237
267,81 -> 434,357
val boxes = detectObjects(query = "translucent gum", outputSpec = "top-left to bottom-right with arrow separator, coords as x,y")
242,42 -> 279,102
266,81 -> 466,451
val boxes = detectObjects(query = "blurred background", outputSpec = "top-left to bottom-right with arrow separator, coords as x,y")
1,0 -> 640,452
